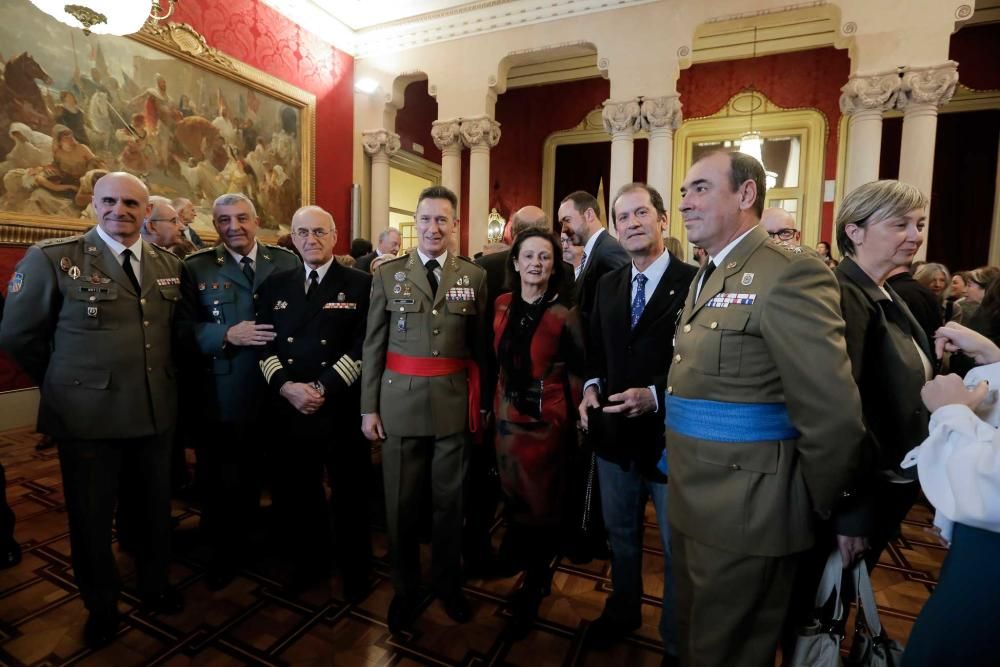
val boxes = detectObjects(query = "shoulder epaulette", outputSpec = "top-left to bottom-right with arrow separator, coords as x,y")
185,246 -> 216,259
37,235 -> 82,247
261,242 -> 296,255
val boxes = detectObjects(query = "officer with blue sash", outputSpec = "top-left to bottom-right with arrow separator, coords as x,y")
665,151 -> 865,667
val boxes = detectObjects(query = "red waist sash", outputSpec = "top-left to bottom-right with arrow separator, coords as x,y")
385,351 -> 481,433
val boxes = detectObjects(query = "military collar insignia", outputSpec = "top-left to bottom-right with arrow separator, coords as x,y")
261,250 -> 271,261
85,245 -> 99,255
725,261 -> 738,270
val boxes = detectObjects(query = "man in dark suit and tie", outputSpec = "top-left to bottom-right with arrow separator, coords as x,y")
558,190 -> 630,332
578,183 -> 696,664
180,193 -> 301,589
355,227 -> 401,274
255,205 -> 373,596
1,172 -> 186,647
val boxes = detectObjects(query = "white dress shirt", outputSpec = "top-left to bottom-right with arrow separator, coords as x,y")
226,241 -> 259,271
304,257 -> 334,293
577,228 -> 605,279
96,225 -> 143,284
416,248 -> 448,285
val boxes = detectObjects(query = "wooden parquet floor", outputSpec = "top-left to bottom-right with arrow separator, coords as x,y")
0,426 -> 946,666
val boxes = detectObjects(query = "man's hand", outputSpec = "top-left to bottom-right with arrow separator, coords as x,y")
362,412 -> 386,441
836,534 -> 868,568
224,321 -> 275,346
934,321 -> 1000,364
603,387 -> 656,418
280,381 -> 324,415
578,386 -> 601,431
921,374 -> 989,413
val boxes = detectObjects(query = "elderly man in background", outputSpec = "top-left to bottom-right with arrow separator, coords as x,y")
356,227 -> 402,273
0,172 -> 187,648
667,151 -> 864,666
172,197 -> 206,249
760,206 -> 800,247
140,196 -> 183,248
179,192 -> 300,590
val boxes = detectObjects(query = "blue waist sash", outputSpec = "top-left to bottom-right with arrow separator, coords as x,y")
664,395 -> 801,443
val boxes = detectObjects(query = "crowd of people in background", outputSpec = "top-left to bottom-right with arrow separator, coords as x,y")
1,151 -> 999,666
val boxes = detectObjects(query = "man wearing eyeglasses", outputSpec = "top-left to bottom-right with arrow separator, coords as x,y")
178,192 -> 300,590
141,196 -> 182,248
761,207 -> 800,247
255,205 -> 373,596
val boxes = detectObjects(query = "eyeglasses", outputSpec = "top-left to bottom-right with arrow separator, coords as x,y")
767,228 -> 798,241
150,217 -> 178,225
293,228 -> 330,239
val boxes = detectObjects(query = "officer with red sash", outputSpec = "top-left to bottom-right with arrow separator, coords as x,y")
361,185 -> 487,633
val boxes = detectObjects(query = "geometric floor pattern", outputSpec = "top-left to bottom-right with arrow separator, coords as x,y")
0,426 -> 947,666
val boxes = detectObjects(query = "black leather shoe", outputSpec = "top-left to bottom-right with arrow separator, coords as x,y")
387,594 -> 415,634
441,592 -> 472,624
0,543 -> 21,570
141,587 -> 184,614
586,613 -> 640,650
84,609 -> 120,649
505,585 -> 543,640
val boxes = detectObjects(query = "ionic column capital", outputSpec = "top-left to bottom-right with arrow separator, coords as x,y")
431,119 -> 464,153
361,129 -> 400,158
898,61 -> 959,111
602,98 -> 642,137
640,95 -> 683,133
839,72 -> 901,115
460,116 -> 501,150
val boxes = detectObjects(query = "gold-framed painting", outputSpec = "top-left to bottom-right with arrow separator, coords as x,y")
0,0 -> 316,246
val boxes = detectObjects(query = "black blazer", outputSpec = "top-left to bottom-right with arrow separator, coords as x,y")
255,261 -> 371,431
574,230 -> 630,334
354,251 -> 377,274
587,253 -> 697,478
834,257 -> 933,533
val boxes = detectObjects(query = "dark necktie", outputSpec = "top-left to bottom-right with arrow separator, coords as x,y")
631,273 -> 648,329
120,248 -> 140,294
698,260 -> 717,299
306,269 -> 319,300
425,259 -> 440,295
241,256 -> 255,285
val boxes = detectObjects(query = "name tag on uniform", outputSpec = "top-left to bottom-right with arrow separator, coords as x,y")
156,277 -> 180,286
446,287 -> 475,302
392,299 -> 415,305
706,293 -> 757,308
323,302 -> 357,310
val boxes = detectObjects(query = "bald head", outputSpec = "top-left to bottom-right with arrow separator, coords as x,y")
291,205 -> 338,269
511,205 -> 548,236
92,172 -> 151,245
761,207 -> 799,245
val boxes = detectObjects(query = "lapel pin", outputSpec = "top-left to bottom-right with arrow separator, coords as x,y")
337,292 -> 346,302
59,257 -> 72,271
86,245 -> 98,254
393,284 -> 402,294
394,271 -> 406,282
726,261 -> 737,270
68,266 -> 81,280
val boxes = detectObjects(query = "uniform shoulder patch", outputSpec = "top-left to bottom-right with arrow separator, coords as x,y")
37,235 -> 81,248
262,242 -> 296,255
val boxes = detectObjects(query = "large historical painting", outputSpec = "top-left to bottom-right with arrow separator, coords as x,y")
0,0 -> 315,242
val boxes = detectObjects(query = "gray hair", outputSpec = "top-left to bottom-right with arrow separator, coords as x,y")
836,180 -> 928,257
213,192 -> 257,218
378,227 -> 400,243
171,196 -> 192,209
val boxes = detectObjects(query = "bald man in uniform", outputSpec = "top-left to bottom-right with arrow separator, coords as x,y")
1,172 -> 187,648
760,207 -> 800,247
667,152 -> 864,666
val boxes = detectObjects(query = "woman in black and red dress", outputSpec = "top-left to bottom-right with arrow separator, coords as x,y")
493,228 -> 584,637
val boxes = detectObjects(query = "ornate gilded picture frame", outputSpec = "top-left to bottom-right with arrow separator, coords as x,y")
0,1 -> 316,246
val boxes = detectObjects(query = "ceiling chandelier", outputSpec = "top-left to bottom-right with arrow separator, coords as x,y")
739,25 -> 765,167
28,1 -> 177,36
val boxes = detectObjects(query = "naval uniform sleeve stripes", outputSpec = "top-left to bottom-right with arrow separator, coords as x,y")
334,354 -> 361,386
260,356 -> 283,383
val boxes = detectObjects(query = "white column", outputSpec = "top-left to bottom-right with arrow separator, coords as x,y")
602,98 -> 642,233
461,116 -> 502,257
431,119 -> 464,250
898,62 -> 958,259
361,129 -> 400,241
839,72 -> 901,195
640,95 -> 683,209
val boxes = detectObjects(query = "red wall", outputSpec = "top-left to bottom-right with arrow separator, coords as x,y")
396,80 -> 441,164
950,22 -> 1000,91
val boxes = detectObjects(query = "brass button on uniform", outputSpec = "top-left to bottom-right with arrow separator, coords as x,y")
320,339 -> 327,345
140,298 -> 147,305
399,307 -> 405,312
287,337 -> 294,343
432,309 -> 438,316
710,321 -> 719,329
461,307 -> 467,312
143,320 -> 150,327
433,329 -> 440,335
729,464 -> 741,471
144,343 -> 151,349
147,367 -> 152,372
674,354 -> 681,363
287,358 -> 294,364
73,379 -> 81,386
213,300 -> 220,305
432,350 -> 440,357
667,386 -> 673,395
321,361 -> 328,367
683,324 -> 691,333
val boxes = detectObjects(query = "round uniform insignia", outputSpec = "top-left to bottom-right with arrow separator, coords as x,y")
337,292 -> 346,302
59,257 -> 72,272
394,271 -> 406,282
68,266 -> 81,280
90,272 -> 102,284
393,284 -> 402,294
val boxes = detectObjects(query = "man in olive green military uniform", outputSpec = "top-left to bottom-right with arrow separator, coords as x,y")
666,152 -> 865,666
0,172 -> 187,648
179,192 -> 300,589
362,185 -> 487,633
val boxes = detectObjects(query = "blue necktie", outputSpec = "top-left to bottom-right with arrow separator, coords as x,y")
631,273 -> 647,329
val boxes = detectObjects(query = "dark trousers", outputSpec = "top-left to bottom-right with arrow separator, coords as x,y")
463,425 -> 501,565
328,428 -> 373,581
199,420 -> 264,567
58,434 -> 172,613
272,432 -> 333,574
1,461 -> 15,548
382,432 -> 469,597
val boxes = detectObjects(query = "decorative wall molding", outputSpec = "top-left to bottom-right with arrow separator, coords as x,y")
431,119 -> 463,152
839,72 -> 902,114
362,129 -> 402,156
602,98 -> 642,136
898,62 -> 960,110
460,117 -> 502,150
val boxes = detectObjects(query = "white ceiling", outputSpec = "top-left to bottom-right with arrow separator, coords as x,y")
311,0 -> 479,31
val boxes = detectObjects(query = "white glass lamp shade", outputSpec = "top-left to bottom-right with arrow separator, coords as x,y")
739,131 -> 764,166
28,0 -> 152,35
